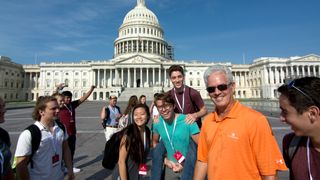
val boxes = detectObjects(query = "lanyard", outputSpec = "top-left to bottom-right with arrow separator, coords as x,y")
39,122 -> 57,154
307,138 -> 313,180
162,116 -> 177,151
64,104 -> 73,117
174,86 -> 185,114
143,131 -> 146,150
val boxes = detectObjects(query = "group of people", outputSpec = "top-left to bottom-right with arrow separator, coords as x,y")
1,64 -> 320,180
0,85 -> 95,180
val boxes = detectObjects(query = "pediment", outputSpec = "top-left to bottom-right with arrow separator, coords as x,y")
115,55 -> 162,65
294,54 -> 320,62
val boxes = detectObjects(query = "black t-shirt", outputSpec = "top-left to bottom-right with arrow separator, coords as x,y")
0,127 -> 12,177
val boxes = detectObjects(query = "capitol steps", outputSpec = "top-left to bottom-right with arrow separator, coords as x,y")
118,88 -> 155,102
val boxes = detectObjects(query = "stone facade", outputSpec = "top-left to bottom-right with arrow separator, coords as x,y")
1,0 -> 320,101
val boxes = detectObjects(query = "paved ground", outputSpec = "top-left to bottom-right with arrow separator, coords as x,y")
2,100 -> 290,179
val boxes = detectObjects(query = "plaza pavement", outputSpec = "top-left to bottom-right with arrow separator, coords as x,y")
3,100 -> 290,179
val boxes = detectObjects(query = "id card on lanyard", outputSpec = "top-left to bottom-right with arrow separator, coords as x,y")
162,117 -> 185,164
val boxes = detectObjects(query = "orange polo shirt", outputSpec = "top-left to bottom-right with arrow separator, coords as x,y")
197,101 -> 287,180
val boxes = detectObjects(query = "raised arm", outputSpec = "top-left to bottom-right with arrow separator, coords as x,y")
79,85 -> 96,104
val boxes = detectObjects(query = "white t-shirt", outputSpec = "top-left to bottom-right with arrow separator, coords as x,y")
15,121 -> 68,180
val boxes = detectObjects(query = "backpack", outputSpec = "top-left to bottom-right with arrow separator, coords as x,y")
103,106 -> 121,127
18,120 -> 66,168
283,134 -> 302,168
102,129 -> 125,169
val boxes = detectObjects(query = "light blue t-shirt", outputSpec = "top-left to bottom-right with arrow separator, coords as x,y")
153,114 -> 199,162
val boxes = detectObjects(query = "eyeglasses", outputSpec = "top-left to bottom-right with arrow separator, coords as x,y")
206,83 -> 231,93
288,80 -> 319,106
157,103 -> 172,111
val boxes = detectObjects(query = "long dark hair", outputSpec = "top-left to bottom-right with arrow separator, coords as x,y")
124,95 -> 138,115
123,104 -> 150,164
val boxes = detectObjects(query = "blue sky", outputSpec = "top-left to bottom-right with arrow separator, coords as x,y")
0,0 -> 319,65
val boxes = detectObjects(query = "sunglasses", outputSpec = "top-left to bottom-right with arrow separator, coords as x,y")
288,80 -> 319,106
206,83 -> 231,93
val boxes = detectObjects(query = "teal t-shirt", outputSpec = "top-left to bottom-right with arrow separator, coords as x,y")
152,114 -> 199,162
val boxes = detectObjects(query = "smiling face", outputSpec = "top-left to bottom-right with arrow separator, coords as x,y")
155,99 -> 174,121
207,71 -> 235,111
140,96 -> 146,104
133,107 -> 148,128
56,95 -> 65,108
0,98 -> 6,123
279,94 -> 313,136
170,71 -> 185,89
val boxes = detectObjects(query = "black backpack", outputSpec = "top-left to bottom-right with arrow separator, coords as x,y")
102,129 -> 125,169
25,120 -> 66,168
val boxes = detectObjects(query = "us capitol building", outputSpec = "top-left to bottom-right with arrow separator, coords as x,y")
1,0 -> 320,102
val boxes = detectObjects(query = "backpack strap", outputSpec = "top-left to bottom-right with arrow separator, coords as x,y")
25,124 -> 41,168
55,120 -> 66,134
288,135 -> 301,161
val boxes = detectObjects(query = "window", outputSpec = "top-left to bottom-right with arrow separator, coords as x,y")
74,80 -> 78,87
55,72 -> 59,76
75,72 -> 79,76
83,81 -> 87,87
65,73 -> 69,76
83,72 -> 87,76
190,80 -> 193,86
197,80 -> 200,86
189,72 -> 192,75
47,72 -> 51,76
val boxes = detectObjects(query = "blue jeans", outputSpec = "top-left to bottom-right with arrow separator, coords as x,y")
151,140 -> 197,180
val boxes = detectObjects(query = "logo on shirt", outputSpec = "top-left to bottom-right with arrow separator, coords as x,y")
275,159 -> 284,164
228,132 -> 239,140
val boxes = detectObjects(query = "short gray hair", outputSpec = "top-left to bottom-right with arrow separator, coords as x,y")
203,65 -> 233,87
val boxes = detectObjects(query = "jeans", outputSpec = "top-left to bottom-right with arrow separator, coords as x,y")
151,140 -> 197,180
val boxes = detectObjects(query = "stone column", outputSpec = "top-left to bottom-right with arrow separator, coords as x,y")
115,68 -> 119,86
164,68 -> 167,87
121,68 -> 124,86
127,68 -> 130,88
270,67 -> 274,84
140,68 -> 143,87
35,72 -> 38,89
146,68 -> 149,87
159,67 -> 161,86
296,66 -> 300,76
307,66 -> 311,76
290,66 -> 294,77
152,67 -> 155,87
109,69 -> 113,87
29,72 -> 33,89
134,68 -> 136,88
104,69 -> 107,88
302,66 -> 305,77
97,69 -> 100,88
313,65 -> 316,76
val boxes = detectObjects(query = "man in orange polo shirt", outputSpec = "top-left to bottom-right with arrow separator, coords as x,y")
194,65 -> 287,180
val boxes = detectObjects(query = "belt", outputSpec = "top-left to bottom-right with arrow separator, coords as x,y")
106,125 -> 118,128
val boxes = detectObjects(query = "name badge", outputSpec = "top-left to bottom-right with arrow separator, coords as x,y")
52,154 -> 60,167
174,151 -> 185,164
138,164 -> 148,175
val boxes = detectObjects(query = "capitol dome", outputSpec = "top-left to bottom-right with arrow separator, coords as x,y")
122,1 -> 160,27
114,0 -> 174,60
